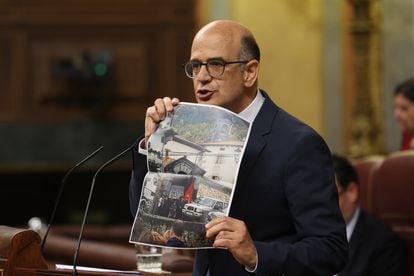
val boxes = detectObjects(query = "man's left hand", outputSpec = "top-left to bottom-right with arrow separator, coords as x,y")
205,216 -> 257,270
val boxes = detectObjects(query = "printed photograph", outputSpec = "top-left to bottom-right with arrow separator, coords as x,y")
130,103 -> 251,249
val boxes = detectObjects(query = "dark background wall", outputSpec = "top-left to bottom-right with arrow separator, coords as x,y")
0,0 -> 196,227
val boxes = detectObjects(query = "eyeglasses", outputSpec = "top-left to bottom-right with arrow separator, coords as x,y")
183,59 -> 249,79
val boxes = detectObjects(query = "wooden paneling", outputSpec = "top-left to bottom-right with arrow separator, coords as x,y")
0,34 -> 13,119
0,0 -> 196,121
27,30 -> 154,119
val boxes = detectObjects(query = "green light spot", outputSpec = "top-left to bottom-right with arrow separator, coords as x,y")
94,63 -> 107,76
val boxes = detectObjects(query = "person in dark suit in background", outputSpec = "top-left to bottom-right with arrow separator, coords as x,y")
332,153 -> 407,276
129,19 -> 348,275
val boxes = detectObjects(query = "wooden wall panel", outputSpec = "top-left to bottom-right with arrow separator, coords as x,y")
0,33 -> 13,120
0,0 -> 196,121
27,31 -> 154,120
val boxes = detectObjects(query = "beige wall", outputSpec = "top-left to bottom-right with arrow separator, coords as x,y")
201,0 -> 325,135
231,0 -> 324,134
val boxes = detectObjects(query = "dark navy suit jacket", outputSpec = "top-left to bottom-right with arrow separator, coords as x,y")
129,91 -> 348,276
338,210 -> 406,276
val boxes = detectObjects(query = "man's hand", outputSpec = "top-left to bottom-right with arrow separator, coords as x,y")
144,97 -> 180,146
205,216 -> 257,270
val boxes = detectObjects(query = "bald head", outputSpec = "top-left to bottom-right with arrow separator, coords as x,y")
192,20 -> 260,62
196,20 -> 252,41
188,20 -> 261,113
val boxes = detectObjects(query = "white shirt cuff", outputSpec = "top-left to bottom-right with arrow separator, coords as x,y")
244,251 -> 258,273
137,138 -> 148,155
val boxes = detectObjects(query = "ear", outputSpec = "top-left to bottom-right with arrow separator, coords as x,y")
243,59 -> 260,87
347,182 -> 359,203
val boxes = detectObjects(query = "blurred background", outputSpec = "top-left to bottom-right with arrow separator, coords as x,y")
1,0 -> 413,227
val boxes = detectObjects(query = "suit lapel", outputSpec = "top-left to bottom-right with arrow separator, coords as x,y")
339,211 -> 365,276
233,95 -> 278,201
348,211 -> 365,252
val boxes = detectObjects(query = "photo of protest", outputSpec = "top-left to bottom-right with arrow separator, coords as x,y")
129,103 -> 251,249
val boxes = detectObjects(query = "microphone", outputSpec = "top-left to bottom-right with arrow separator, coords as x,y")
72,144 -> 134,276
41,146 -> 104,253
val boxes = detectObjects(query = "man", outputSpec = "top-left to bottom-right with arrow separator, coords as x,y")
332,153 -> 407,276
166,220 -> 186,247
129,20 -> 348,275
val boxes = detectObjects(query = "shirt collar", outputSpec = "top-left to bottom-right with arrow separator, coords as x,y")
238,89 -> 265,123
346,207 -> 360,241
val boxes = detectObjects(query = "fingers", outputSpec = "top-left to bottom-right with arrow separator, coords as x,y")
205,217 -> 245,245
144,97 -> 180,139
160,97 -> 180,113
205,216 -> 233,238
151,97 -> 174,121
170,97 -> 180,106
212,230 -> 235,248
205,217 -> 257,268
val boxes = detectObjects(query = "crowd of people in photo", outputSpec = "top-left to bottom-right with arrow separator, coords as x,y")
155,195 -> 187,219
137,219 -> 188,248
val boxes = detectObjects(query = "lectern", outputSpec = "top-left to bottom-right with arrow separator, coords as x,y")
0,225 -> 141,276
0,225 -> 48,275
0,225 -> 195,276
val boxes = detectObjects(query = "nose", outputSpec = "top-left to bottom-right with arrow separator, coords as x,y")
195,64 -> 212,81
394,108 -> 402,120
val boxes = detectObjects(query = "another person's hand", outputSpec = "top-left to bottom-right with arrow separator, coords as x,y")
205,216 -> 257,270
145,97 -> 180,146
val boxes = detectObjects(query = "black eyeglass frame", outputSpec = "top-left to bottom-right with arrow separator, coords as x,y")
183,59 -> 250,79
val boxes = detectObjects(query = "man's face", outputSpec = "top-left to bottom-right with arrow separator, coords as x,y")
336,181 -> 358,224
189,31 -> 251,114
394,94 -> 414,134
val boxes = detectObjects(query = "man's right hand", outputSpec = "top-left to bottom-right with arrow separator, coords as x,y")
144,97 -> 180,147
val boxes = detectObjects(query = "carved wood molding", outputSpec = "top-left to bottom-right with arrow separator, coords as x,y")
345,0 -> 384,157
